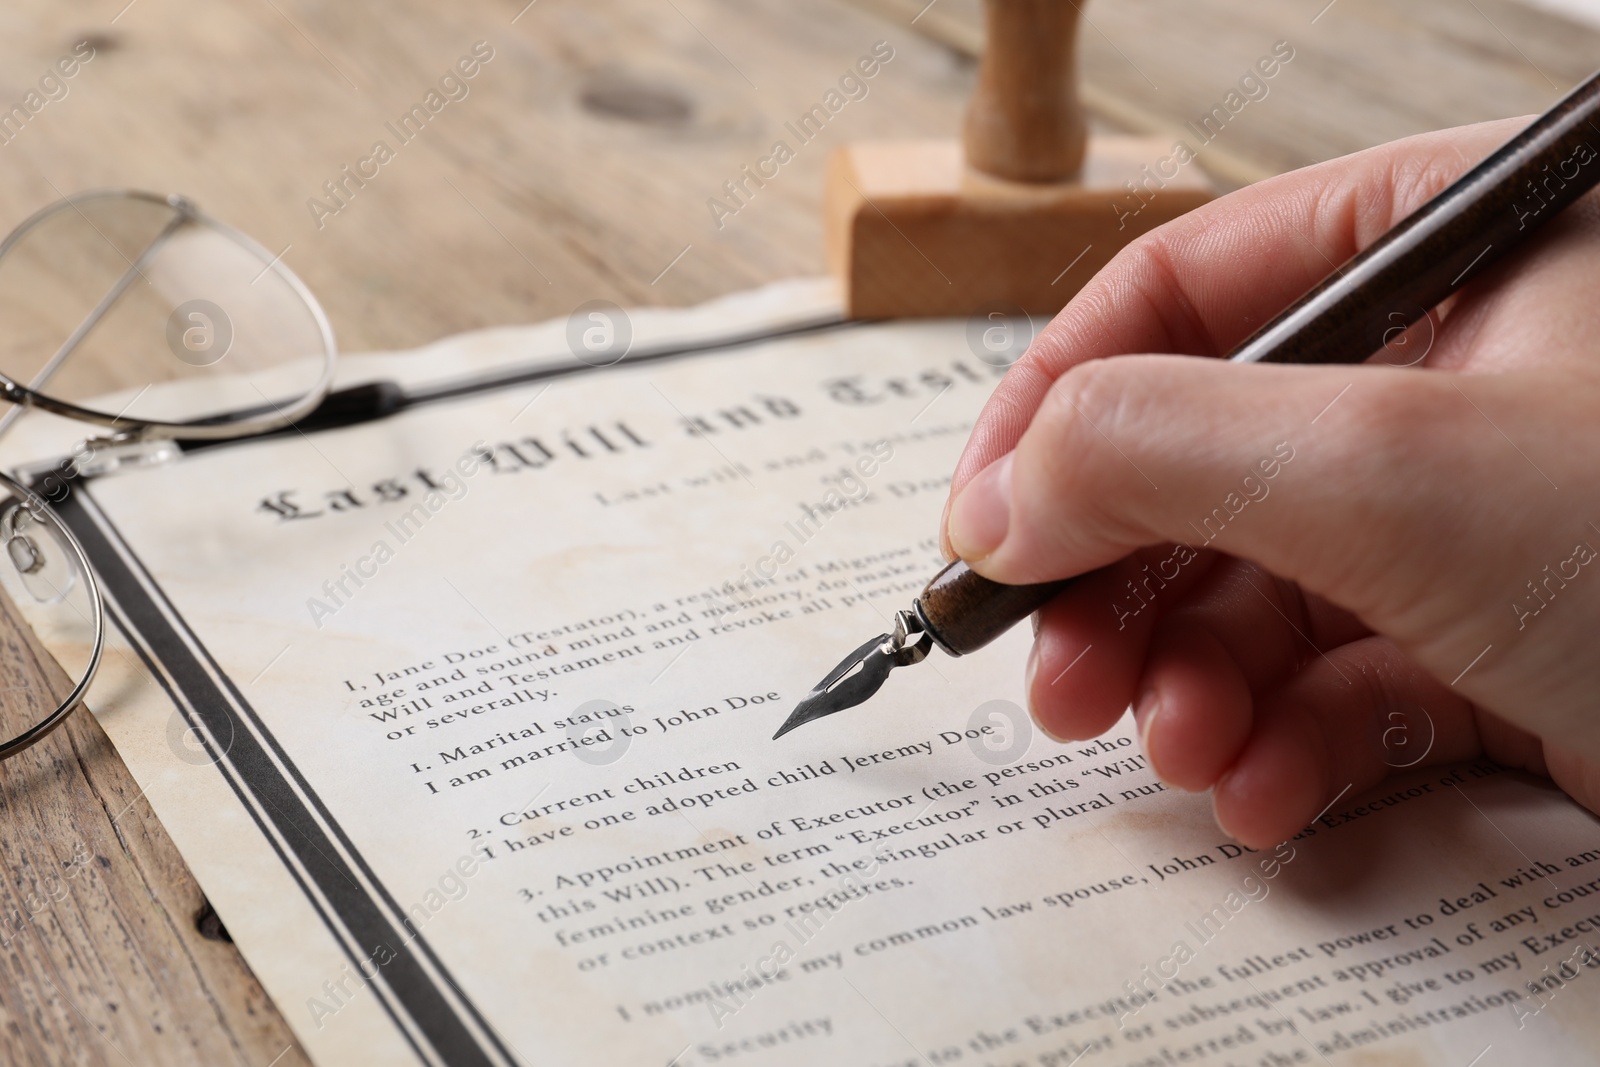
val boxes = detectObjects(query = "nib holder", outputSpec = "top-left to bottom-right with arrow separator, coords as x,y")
776,563 -> 1075,739
914,559 -> 1072,656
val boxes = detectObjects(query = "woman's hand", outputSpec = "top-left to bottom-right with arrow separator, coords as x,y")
941,116 -> 1600,848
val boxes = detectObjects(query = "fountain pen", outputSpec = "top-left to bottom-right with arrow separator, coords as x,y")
774,66 -> 1600,740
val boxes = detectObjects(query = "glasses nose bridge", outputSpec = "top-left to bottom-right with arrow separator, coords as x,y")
0,504 -> 39,573
0,470 -> 104,762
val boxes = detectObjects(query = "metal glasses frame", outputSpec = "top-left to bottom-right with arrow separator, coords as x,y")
0,188 -> 338,759
0,468 -> 103,760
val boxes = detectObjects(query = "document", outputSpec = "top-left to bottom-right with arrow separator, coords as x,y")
15,281 -> 1600,1065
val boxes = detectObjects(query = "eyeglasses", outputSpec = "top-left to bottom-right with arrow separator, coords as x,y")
0,189 -> 338,760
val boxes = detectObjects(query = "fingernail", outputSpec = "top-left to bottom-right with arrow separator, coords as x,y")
1036,719 -> 1071,744
947,452 -> 1014,562
1023,643 -> 1040,714
1211,786 -> 1242,842
1135,688 -> 1160,741
1135,688 -> 1163,774
938,497 -> 956,562
1028,649 -> 1075,743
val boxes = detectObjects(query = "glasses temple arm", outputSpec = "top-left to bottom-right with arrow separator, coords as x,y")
0,209 -> 190,444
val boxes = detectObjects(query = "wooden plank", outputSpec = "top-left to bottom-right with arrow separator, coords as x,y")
848,0 -> 1600,186
0,0 -> 1590,1059
0,581 -> 312,1066
0,0 -> 979,1062
0,0 -> 977,356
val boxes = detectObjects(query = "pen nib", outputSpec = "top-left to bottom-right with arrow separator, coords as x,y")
773,609 -> 935,739
773,633 -> 898,739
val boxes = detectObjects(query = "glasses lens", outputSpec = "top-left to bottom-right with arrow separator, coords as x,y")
0,192 -> 332,433
0,489 -> 99,757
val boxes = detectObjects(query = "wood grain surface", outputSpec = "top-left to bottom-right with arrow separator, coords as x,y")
852,0 -> 1600,186
0,0 -> 1593,1063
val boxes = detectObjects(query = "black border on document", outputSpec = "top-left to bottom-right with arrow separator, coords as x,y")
41,313 -> 865,1066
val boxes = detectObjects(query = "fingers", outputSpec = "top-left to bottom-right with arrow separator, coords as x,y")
947,356 -> 1376,590
1129,562 -> 1368,791
1129,619 -> 1254,792
943,116 -> 1526,538
1543,747 -> 1600,820
946,357 -> 1531,647
1025,546 -> 1589,847
955,351 -> 1600,762
1130,581 -> 1600,838
1029,553 -> 1367,785
1025,544 -> 1218,742
1209,635 -> 1484,849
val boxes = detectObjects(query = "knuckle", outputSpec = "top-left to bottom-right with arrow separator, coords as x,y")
1023,359 -> 1150,546
1041,357 -> 1133,438
1331,370 -> 1452,464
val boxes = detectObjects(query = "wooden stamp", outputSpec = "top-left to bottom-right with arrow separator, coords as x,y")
825,0 -> 1216,318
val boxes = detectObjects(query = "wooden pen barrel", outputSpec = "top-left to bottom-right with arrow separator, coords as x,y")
914,559 -> 1071,656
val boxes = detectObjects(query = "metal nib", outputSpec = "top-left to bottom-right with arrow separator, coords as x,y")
773,609 -> 934,739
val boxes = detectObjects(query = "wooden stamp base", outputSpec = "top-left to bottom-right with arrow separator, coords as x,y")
825,135 -> 1215,318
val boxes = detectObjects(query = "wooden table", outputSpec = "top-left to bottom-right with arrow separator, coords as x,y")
0,0 -> 1594,1062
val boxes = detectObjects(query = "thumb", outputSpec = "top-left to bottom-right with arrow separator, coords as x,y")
943,356 -> 1569,684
